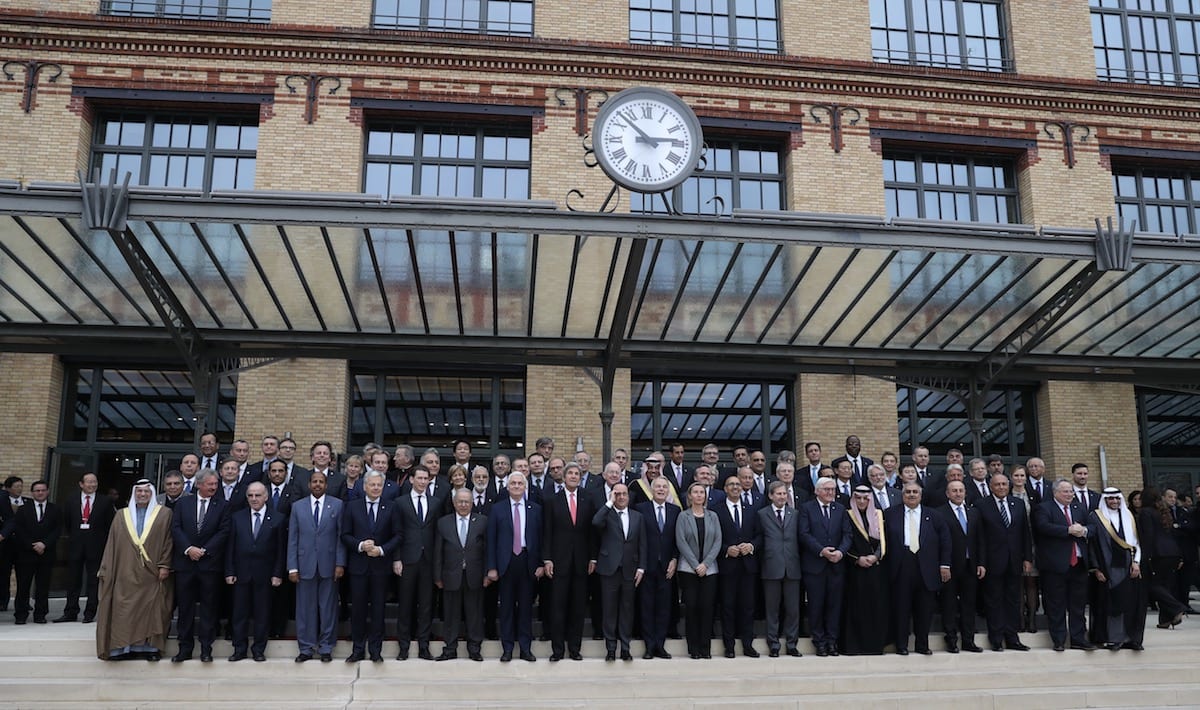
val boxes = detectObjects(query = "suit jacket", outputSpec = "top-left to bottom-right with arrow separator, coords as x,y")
171,495 -> 230,573
297,469 -> 346,500
224,506 -> 286,583
433,511 -> 488,591
345,477 -> 400,503
0,495 -> 32,528
265,479 -> 306,519
798,464 -> 825,495
976,494 -> 1032,575
754,505 -> 802,580
830,455 -> 873,484
884,505 -> 951,591
635,501 -> 679,575
938,502 -> 982,573
592,505 -> 648,579
486,497 -> 542,577
394,490 -> 444,565
242,459 -> 273,485
64,492 -> 115,559
1072,488 -> 1102,512
7,500 -> 61,559
542,487 -> 597,574
216,478 -> 252,513
796,499 -> 852,577
869,486 -> 903,511
1025,478 -> 1049,506
710,497 -> 760,575
665,463 -> 692,493
1032,498 -> 1090,574
340,496 -> 403,576
673,508 -> 720,575
965,478 -> 993,505
286,495 -> 345,579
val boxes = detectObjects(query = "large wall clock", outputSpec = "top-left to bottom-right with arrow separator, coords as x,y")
592,87 -> 703,194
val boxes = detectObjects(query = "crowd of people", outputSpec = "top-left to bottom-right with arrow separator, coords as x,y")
1,433 -> 1196,664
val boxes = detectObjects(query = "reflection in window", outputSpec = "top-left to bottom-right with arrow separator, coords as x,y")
102,0 -> 271,22
897,384 -> 1037,459
1138,388 -> 1200,459
629,0 -> 781,53
361,229 -> 528,291
63,367 -> 236,443
888,249 -> 1024,309
1092,0 -> 1200,86
1113,165 -> 1200,235
631,379 -> 791,458
91,112 -> 257,191
884,151 -> 1019,223
870,0 -> 1008,71
632,137 -> 784,217
85,220 -> 249,281
373,0 -> 533,35
364,123 -> 530,200
350,373 -> 525,454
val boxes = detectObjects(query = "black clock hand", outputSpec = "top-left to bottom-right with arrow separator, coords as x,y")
626,120 -> 660,146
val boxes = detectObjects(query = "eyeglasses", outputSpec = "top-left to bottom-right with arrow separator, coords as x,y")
278,445 -> 296,451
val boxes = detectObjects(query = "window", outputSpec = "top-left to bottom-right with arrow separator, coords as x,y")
631,379 -> 792,458
63,367 -> 237,443
1091,0 -> 1200,86
91,112 -> 258,191
1114,165 -> 1200,235
373,0 -> 533,35
1138,388 -> 1200,459
870,0 -> 1009,71
897,384 -> 1037,459
350,373 -> 525,453
102,0 -> 271,22
884,151 -> 1019,223
630,0 -> 781,53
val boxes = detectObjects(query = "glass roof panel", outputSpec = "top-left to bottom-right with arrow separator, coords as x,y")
0,216 -> 96,324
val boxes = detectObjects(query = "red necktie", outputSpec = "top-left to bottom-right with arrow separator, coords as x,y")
82,495 -> 92,523
1064,505 -> 1078,566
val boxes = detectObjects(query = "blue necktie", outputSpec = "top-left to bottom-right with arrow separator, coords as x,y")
956,505 -> 967,533
313,500 -> 320,528
733,504 -> 741,530
657,505 -> 665,532
417,495 -> 424,522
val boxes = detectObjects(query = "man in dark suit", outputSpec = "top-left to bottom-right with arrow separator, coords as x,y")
755,480 -> 803,657
965,458 -> 992,505
797,477 -> 852,656
434,487 -> 489,661
912,446 -> 940,489
770,462 -> 812,510
976,472 -> 1033,652
866,465 -> 902,511
275,438 -> 309,492
541,462 -> 596,662
711,473 -> 760,658
56,472 -> 115,623
394,466 -> 443,660
216,458 -> 251,513
592,483 -> 647,661
798,441 -> 824,496
1033,478 -> 1094,652
157,470 -> 187,509
170,470 -> 230,662
306,441 -> 348,501
830,435 -> 873,486
1070,463 -> 1101,512
263,460 -> 304,637
3,480 -> 60,624
1025,457 -> 1049,505
667,442 -> 692,493
831,460 -> 859,505
486,472 -> 544,662
287,470 -> 345,662
884,482 -> 951,655
0,476 -> 29,613
340,470 -> 402,663
938,480 -> 984,653
242,434 -> 280,485
736,467 -> 767,512
634,476 -> 679,659
224,482 -> 285,662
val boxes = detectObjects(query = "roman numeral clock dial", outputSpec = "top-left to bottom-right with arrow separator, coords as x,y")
592,87 -> 703,194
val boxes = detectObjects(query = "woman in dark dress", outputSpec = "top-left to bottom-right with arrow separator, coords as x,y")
1137,487 -> 1189,629
841,485 -> 888,655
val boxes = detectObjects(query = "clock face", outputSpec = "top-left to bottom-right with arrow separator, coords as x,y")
592,87 -> 702,193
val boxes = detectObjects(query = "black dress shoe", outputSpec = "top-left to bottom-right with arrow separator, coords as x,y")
743,646 -> 760,658
620,650 -> 633,661
700,653 -> 712,659
962,643 -> 983,653
500,650 -> 513,662
915,647 -> 933,656
13,619 -> 25,625
655,649 -> 672,659
435,652 -> 457,661
642,651 -> 655,660
32,617 -> 47,624
1072,642 -> 1096,651
815,647 -> 828,657
229,652 -> 247,662
724,650 -> 736,658
990,644 -> 1003,652
1121,642 -> 1144,651
569,651 -> 583,661
52,615 -> 77,623
605,651 -> 616,662
171,653 -> 192,663
1053,643 -> 1065,652
946,643 -> 959,654
689,653 -> 700,660
787,648 -> 802,657
320,653 -> 332,662
253,652 -> 266,662
828,646 -> 839,656
146,652 -> 161,662
768,649 -> 780,658
896,648 -> 909,656
371,653 -> 384,662
469,652 -> 483,662
82,616 -> 95,624
295,653 -> 313,663
200,653 -> 213,663
549,653 -> 563,662
346,652 -> 365,663
1007,641 -> 1031,651
418,648 -> 434,661
520,650 -> 536,662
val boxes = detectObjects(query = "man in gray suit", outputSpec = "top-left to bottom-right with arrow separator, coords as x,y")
756,480 -> 804,657
287,470 -> 345,663
592,483 -> 647,662
867,465 -> 902,511
434,488 -> 489,661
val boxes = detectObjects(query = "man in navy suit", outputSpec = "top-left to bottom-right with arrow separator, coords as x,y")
977,472 -> 1033,652
394,466 -> 443,660
885,482 -> 951,655
341,470 -> 402,663
57,472 -> 114,623
830,435 -> 873,486
486,472 -> 544,662
711,473 -> 760,658
263,460 -> 304,637
541,462 -> 596,662
171,470 -> 229,662
1033,478 -> 1094,651
938,480 -> 985,653
797,477 -> 851,656
224,482 -> 285,662
635,476 -> 679,659
4,480 -> 60,625
216,458 -> 251,513
287,470 -> 345,662
592,483 -> 647,661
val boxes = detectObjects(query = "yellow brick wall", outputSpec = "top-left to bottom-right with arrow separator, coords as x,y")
787,0 -> 871,60
524,365 -> 631,463
1035,380 -> 1141,492
0,72 -> 86,183
1021,133 -> 1117,228
539,0 -> 625,41
233,357 -> 350,464
0,353 -> 63,482
1009,0 -> 1096,80
794,373 -> 898,460
256,84 -> 362,192
273,0 -> 371,26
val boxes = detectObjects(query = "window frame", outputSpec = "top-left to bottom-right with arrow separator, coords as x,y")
1091,0 -> 1200,87
100,0 -> 272,22
883,149 -> 1021,224
870,0 -> 1012,72
628,0 -> 782,54
1112,162 -> 1200,236
372,0 -> 535,36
